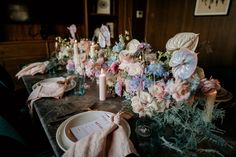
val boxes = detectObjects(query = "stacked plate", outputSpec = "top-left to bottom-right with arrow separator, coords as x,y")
56,111 -> 131,152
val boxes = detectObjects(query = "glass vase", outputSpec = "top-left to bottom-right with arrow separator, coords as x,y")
73,73 -> 85,96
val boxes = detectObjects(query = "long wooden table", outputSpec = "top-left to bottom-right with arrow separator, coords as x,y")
22,72 -> 133,157
22,71 -> 236,157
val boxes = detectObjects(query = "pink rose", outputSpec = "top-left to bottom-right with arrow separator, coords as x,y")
200,78 -> 221,95
108,62 -> 119,74
148,80 -> 166,101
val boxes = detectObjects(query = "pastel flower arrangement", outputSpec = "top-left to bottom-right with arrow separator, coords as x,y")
104,32 -> 221,119
53,25 -> 221,120
51,25 -> 232,156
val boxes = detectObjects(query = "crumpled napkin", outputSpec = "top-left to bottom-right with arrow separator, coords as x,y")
15,61 -> 49,79
27,77 -> 69,113
62,112 -> 139,157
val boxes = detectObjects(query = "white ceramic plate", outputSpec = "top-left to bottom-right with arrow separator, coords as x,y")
56,111 -> 131,152
56,117 -> 72,152
32,77 -> 76,92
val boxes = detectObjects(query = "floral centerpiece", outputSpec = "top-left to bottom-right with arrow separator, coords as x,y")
50,24 -> 232,156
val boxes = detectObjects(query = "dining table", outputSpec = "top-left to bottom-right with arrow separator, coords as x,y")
21,70 -> 236,157
21,71 -> 144,157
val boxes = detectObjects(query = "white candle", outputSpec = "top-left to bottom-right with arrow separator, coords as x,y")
204,90 -> 217,122
99,68 -> 106,101
73,40 -> 79,72
89,42 -> 96,60
55,41 -> 58,51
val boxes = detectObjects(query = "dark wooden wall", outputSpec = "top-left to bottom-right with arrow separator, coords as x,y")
1,0 -> 236,90
1,24 -> 86,41
145,0 -> 236,68
1,0 -> 235,69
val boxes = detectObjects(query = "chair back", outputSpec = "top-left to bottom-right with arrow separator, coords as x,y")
0,115 -> 33,156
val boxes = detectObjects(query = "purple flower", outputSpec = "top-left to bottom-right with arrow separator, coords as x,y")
126,76 -> 143,94
138,42 -> 151,50
66,59 -> 75,71
115,81 -> 123,96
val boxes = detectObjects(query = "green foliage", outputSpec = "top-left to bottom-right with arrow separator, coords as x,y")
151,100 -> 232,156
123,98 -> 232,157
157,50 -> 172,66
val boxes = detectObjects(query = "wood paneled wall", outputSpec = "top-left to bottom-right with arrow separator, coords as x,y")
0,40 -> 56,89
118,0 -> 133,36
1,0 -> 235,69
2,24 -> 86,41
145,0 -> 236,68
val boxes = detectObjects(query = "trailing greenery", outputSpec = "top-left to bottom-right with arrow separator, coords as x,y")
123,98 -> 233,157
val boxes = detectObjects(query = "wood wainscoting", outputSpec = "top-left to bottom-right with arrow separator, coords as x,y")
0,40 -> 55,89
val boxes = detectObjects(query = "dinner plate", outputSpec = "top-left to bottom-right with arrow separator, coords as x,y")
32,77 -> 76,92
56,117 -> 72,152
56,111 -> 131,152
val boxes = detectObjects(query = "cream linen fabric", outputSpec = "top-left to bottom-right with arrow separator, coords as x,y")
62,112 -> 139,157
15,61 -> 49,79
27,77 -> 66,113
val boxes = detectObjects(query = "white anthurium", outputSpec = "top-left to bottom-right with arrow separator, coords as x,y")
169,48 -> 198,80
166,32 -> 199,52
67,24 -> 77,39
98,24 -> 111,48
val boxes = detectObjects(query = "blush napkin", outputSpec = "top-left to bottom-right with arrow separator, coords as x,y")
62,112 -> 139,157
27,77 -> 67,113
15,61 -> 49,79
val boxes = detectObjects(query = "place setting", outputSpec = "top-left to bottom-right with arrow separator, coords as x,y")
32,77 -> 77,93
56,110 -> 138,157
27,76 -> 77,113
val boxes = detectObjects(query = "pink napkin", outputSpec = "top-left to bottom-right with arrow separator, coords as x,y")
15,61 -> 49,79
27,77 -> 67,113
62,112 -> 139,157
